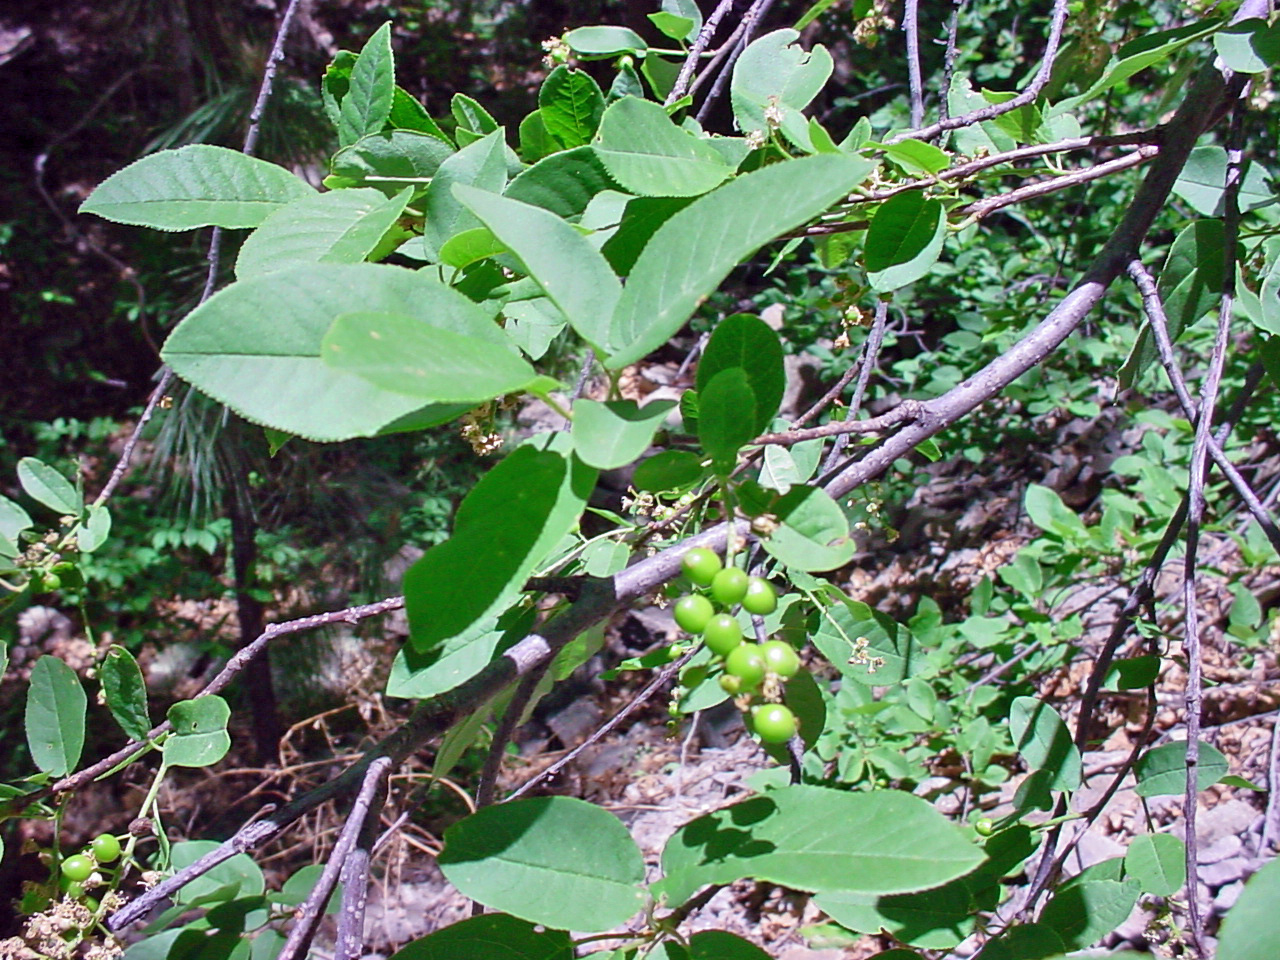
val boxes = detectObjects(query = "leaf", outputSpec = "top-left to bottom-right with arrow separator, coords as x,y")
456,185 -> 621,351
1172,146 -> 1274,218
685,932 -> 769,960
817,881 -> 975,949
761,485 -> 855,572
662,0 -> 704,39
813,597 -> 921,683
388,86 -> 452,144
387,606 -> 535,701
438,796 -> 646,932
607,154 -> 874,368
865,191 -> 947,292
77,503 -> 111,553
973,924 -> 1066,960
698,369 -> 758,472
236,188 -> 411,279
633,450 -> 706,492
593,97 -> 732,198
539,66 -> 605,150
882,139 -> 951,176
563,25 -> 648,58
438,227 -> 508,269
1134,741 -> 1229,797
329,130 -> 456,193
697,314 -> 785,434
1009,697 -> 1082,792
1039,878 -> 1141,951
338,23 -> 395,147
163,696 -> 231,768
101,646 -> 151,741
731,29 -> 833,139
390,914 -> 574,960
571,399 -> 676,470
404,439 -> 595,655
452,94 -> 499,143
1023,484 -> 1087,540
649,12 -> 695,42
80,145 -> 313,231
1218,857 -> 1280,960
322,310 -> 538,403
17,458 -> 82,516
169,841 -> 265,904
505,146 -> 616,220
601,196 -> 696,276
1213,18 -> 1280,75
518,110 -> 555,163
419,130 -> 509,261
0,495 -> 32,542
25,656 -> 87,776
1124,833 -> 1185,897
660,787 -> 983,905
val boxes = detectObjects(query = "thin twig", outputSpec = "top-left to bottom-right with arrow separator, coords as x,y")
754,399 -> 923,447
940,0 -> 969,122
820,299 -> 890,474
667,0 -> 738,106
334,763 -> 391,960
904,0 -> 925,128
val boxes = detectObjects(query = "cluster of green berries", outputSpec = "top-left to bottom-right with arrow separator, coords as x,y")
58,834 -> 121,899
674,548 -> 802,744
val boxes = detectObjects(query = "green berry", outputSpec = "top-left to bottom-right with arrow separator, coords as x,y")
760,640 -> 801,678
741,577 -> 778,615
681,548 -> 722,587
710,567 -> 750,606
719,674 -> 743,695
674,594 -> 715,634
61,855 -> 93,883
40,573 -> 61,592
724,644 -> 767,689
90,834 -> 121,863
702,614 -> 744,656
752,703 -> 798,743
974,817 -> 995,837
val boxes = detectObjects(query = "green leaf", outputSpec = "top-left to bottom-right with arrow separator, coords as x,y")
25,656 -> 87,776
662,0 -> 703,38
101,646 -> 151,742
438,227 -> 508,270
696,314 -> 786,434
388,86 -> 452,144
1040,879 -> 1141,951
1104,654 -> 1161,691
865,191 -> 947,292
1134,741 -> 1229,797
321,50 -> 357,130
539,66 -> 605,150
1121,219 -> 1227,388
161,264 -> 488,441
338,23 -> 395,147
1023,483 -> 1087,540
80,145 -> 313,231
649,12 -> 695,42
456,185 -> 621,351
388,606 -> 535,701
0,495 -> 32,542
439,796 -> 645,932
1213,18 -> 1280,74
18,457 -> 82,516
163,696 -> 231,768
563,25 -> 648,58
505,146 -> 617,220
659,787 -> 983,905
601,196 -> 696,276
973,924 -> 1066,960
1172,146 -> 1274,218
761,485 -> 855,572
572,399 -> 676,470
607,154 -> 874,368
684,932 -> 769,960
169,840 -> 265,904
698,369 -> 758,472
329,130 -> 456,194
1218,857 -> 1280,960
594,97 -> 732,198
882,138 -> 951,176
1124,833 -> 1185,897
731,29 -> 833,140
322,310 -> 538,403
390,914 -> 574,960
452,94 -> 499,143
817,881 -> 975,949
419,130 -> 509,261
518,110 -> 556,164
77,503 -> 111,552
236,188 -> 411,279
1009,697 -> 1082,792
813,596 -> 920,683
633,450 -> 706,492
404,439 -> 595,655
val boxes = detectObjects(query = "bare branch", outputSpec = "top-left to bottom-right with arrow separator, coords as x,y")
667,0 -> 738,106
754,399 -> 922,448
903,0 -> 925,128
821,298 -> 890,474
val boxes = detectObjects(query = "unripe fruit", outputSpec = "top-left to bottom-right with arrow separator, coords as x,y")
724,644 -> 766,689
974,817 -> 995,837
719,674 -> 743,695
674,594 -> 715,634
90,834 -> 121,863
61,855 -> 93,883
760,640 -> 800,678
741,577 -> 778,615
752,703 -> 798,743
702,614 -> 744,656
40,573 -> 62,592
681,548 -> 722,587
710,567 -> 749,606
